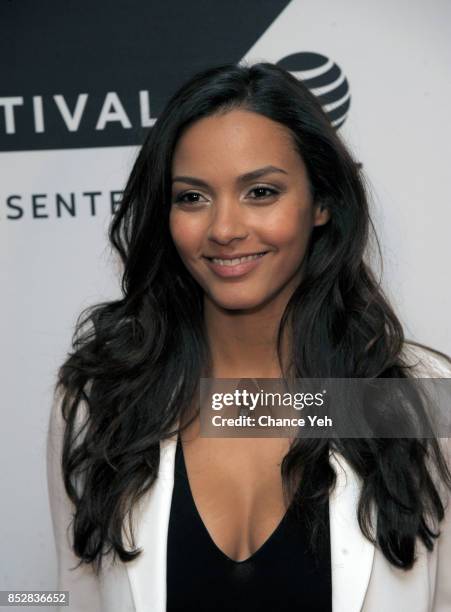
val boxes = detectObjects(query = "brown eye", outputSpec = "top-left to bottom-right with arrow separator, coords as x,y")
249,186 -> 279,199
173,191 -> 205,204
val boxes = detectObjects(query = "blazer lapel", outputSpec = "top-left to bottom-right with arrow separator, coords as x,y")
125,432 -> 178,612
125,433 -> 375,612
329,451 -> 376,612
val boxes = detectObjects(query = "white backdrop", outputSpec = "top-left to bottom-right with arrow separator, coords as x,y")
1,0 -> 450,607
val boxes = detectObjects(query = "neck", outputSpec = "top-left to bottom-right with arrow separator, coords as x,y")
203,292 -> 293,379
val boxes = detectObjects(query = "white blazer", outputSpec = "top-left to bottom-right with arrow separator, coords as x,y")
47,343 -> 451,612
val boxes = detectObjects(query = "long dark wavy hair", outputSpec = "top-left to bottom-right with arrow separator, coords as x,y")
55,61 -> 451,575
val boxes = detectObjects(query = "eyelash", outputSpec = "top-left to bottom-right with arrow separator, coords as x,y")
173,185 -> 280,205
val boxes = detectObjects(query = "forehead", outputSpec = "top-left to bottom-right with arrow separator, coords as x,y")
171,109 -> 302,173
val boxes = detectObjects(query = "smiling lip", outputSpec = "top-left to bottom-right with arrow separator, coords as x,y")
203,251 -> 269,278
204,250 -> 268,260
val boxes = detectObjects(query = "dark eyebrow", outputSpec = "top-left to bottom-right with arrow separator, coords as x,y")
171,165 -> 288,188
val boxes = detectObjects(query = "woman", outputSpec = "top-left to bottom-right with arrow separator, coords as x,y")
47,61 -> 451,611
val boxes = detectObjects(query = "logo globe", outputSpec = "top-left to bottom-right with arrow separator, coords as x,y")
278,52 -> 351,129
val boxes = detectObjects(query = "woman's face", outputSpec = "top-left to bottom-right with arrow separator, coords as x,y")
169,109 -> 330,311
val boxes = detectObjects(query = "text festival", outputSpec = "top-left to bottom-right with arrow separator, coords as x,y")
0,91 -> 156,134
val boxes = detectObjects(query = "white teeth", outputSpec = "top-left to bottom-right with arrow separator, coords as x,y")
211,252 -> 266,266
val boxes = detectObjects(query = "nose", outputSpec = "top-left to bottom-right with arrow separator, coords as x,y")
207,197 -> 249,245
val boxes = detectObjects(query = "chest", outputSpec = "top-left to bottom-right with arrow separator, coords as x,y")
180,425 -> 296,562
114,433 -> 438,612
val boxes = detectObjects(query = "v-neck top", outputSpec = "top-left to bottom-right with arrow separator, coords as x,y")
166,436 -> 332,611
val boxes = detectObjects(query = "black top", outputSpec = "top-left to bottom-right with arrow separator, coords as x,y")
166,436 -> 332,612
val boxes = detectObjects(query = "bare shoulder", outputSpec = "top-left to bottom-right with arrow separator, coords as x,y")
401,341 -> 451,378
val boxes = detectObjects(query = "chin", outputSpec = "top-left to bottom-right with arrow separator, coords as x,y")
208,291 -> 267,312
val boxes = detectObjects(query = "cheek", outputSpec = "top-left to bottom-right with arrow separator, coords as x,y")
264,206 -> 313,255
169,211 -> 199,258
